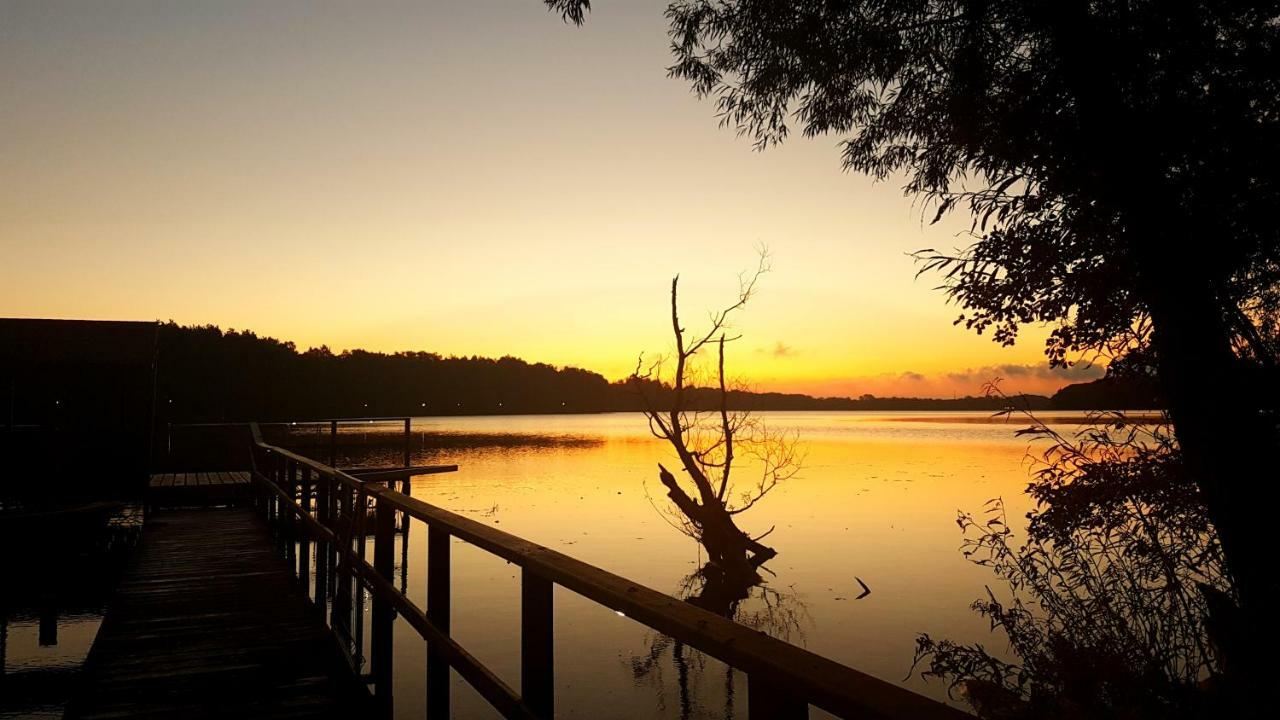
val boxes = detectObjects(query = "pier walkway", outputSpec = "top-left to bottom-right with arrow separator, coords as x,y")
65,508 -> 368,719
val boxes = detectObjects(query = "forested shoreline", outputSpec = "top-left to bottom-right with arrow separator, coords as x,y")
154,322 -> 1156,423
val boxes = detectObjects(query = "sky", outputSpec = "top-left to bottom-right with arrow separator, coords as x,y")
0,0 -> 1102,398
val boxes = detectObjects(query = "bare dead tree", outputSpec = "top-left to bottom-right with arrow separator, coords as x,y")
629,252 -> 801,584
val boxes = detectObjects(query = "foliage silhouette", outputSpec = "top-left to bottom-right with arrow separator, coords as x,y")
913,404 -> 1232,719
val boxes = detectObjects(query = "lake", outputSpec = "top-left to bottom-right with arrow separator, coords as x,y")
2,410 -> 1086,718
294,410 -> 1071,718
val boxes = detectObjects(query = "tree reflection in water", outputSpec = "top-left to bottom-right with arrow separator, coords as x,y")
626,560 -> 810,720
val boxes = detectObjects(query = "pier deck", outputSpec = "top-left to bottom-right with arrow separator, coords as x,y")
147,470 -> 254,507
66,508 -> 368,719
149,470 -> 253,488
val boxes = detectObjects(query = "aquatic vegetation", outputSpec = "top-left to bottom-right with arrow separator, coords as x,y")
913,409 -> 1232,719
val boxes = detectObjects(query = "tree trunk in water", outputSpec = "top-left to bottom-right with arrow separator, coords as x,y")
658,464 -> 775,585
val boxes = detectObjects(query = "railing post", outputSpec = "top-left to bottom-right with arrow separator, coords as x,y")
251,449 -> 263,518
426,525 -> 451,719
273,457 -> 283,554
399,508 -> 409,591
748,676 -> 808,719
353,485 -> 368,671
314,470 -> 330,609
401,477 -> 412,532
372,494 -> 396,715
521,568 -> 554,718
402,417 -> 411,468
284,460 -> 297,571
332,482 -> 353,645
299,466 -> 312,596
329,419 -> 338,467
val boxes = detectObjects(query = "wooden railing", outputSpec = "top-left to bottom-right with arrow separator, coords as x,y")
247,423 -> 970,720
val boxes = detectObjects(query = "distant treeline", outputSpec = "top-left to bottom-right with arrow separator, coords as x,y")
154,323 -> 1158,423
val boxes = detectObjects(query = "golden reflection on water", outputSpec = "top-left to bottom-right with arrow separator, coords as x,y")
330,412 -> 1078,718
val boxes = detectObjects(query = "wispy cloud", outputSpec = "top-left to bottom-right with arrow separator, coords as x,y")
943,363 -> 1104,384
757,341 -> 797,358
765,362 -> 1105,399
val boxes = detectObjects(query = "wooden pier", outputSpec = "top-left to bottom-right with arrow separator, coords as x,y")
65,508 -> 369,719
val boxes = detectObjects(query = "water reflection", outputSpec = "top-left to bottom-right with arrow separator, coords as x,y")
0,504 -> 143,719
284,411 -> 1057,717
627,561 -> 812,720
266,411 -> 1085,717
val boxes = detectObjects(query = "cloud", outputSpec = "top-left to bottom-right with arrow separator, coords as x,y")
766,362 -> 1107,399
757,341 -> 797,358
943,363 -> 1102,384
978,363 -> 1104,383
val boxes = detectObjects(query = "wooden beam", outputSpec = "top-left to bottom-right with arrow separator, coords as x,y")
427,525 -> 451,719
343,465 -> 458,481
521,569 -> 554,718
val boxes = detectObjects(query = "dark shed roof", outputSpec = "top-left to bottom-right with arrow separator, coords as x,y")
1,318 -> 159,366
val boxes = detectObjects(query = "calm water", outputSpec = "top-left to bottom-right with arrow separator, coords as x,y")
1,411 -> 1090,718
1,506 -> 142,719
310,411 -> 1080,718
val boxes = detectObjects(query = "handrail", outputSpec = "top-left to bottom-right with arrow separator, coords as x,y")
246,423 -> 970,720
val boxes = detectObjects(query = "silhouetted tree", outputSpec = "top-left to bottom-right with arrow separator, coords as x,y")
630,255 -> 800,585
545,0 -> 1280,680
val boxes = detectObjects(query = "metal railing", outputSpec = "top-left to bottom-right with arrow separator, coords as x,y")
247,422 -> 970,719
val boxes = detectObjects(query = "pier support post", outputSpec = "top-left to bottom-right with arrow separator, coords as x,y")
372,495 -> 396,715
426,525 -> 451,719
748,675 -> 808,719
521,569 -> 554,718
299,466 -> 311,593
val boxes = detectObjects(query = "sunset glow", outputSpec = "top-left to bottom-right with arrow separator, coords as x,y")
0,0 -> 1096,398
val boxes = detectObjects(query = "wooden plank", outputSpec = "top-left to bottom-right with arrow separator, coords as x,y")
66,508 -> 369,719
343,465 -> 459,481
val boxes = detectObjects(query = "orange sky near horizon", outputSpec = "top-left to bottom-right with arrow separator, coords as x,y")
0,1 -> 1102,399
